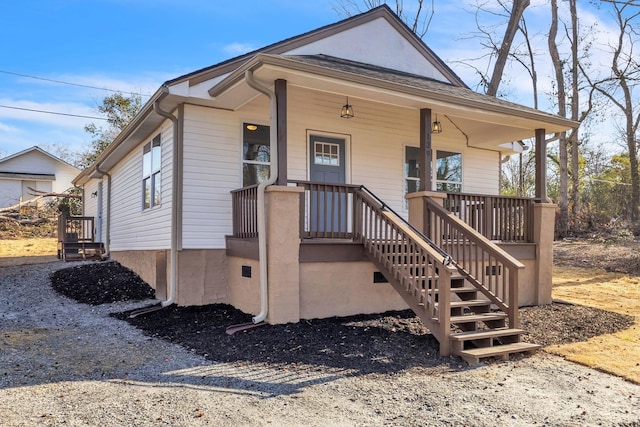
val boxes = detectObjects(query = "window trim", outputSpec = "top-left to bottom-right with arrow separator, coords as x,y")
142,134 -> 162,210
435,150 -> 463,193
241,121 -> 271,187
403,145 -> 463,202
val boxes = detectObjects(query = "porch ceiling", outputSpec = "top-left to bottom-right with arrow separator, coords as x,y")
208,54 -> 577,150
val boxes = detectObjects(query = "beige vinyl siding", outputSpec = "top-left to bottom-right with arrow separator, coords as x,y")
458,147 -> 500,194
286,86 -> 500,213
181,104 -> 257,249
109,121 -> 173,251
179,87 -> 500,250
285,17 -> 449,82
83,179 -> 99,218
287,86 -> 419,213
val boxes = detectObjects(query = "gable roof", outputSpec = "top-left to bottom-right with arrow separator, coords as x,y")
74,5 -> 578,185
169,5 -> 466,89
0,146 -> 78,171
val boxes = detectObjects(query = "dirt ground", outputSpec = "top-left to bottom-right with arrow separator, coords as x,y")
551,239 -> 640,383
0,238 -> 57,267
1,239 -> 640,426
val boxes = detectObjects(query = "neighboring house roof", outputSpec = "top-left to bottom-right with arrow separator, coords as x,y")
0,172 -> 56,181
0,146 -> 78,171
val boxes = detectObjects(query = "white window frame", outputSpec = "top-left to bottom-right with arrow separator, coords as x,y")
435,150 -> 463,193
404,145 -> 420,208
241,122 -> 271,187
142,134 -> 162,210
403,146 -> 463,197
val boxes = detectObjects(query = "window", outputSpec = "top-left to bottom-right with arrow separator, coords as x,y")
143,135 -> 162,209
314,141 -> 340,166
436,150 -> 462,192
404,146 -> 420,195
403,147 -> 462,198
242,123 -> 270,186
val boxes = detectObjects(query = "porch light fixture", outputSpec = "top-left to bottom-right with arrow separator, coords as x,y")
246,124 -> 258,131
431,114 -> 443,134
340,97 -> 354,118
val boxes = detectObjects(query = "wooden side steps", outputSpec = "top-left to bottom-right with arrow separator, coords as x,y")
370,238 -> 540,366
446,285 -> 541,365
58,242 -> 105,261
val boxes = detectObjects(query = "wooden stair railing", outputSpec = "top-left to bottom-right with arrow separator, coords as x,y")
354,188 -> 455,355
423,197 -> 524,326
354,187 -> 540,364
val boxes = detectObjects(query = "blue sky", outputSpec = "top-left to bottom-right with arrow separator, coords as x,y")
0,0 -> 621,159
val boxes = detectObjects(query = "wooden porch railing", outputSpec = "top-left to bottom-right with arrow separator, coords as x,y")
289,180 -> 361,239
444,193 -> 536,242
424,197 -> 525,328
57,214 -> 95,243
230,184 -> 259,238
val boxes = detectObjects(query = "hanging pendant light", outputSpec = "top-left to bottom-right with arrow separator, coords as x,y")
431,114 -> 442,133
340,97 -> 354,118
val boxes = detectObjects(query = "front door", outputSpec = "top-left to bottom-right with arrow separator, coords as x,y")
309,135 -> 347,234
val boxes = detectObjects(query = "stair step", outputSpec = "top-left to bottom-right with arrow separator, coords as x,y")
457,342 -> 541,365
450,328 -> 524,342
450,312 -> 507,324
448,300 -> 490,309
425,286 -> 478,295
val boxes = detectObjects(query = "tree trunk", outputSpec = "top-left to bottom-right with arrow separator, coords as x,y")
486,0 -> 530,97
569,0 -> 581,218
548,0 -> 569,236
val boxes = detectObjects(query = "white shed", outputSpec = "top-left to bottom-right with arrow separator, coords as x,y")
0,146 -> 80,209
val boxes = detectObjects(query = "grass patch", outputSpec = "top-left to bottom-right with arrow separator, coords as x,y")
551,265 -> 640,384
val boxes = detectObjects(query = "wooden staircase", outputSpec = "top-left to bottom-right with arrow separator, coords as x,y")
354,187 -> 540,365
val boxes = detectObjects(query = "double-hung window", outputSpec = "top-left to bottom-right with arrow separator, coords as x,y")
242,123 -> 270,186
404,147 -> 462,198
143,134 -> 161,209
404,146 -> 420,196
435,150 -> 462,192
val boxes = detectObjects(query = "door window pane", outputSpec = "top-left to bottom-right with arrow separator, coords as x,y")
314,142 -> 340,166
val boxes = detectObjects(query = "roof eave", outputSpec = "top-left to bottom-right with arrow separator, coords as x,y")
209,54 -> 578,132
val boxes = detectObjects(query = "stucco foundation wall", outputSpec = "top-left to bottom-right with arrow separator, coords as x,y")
176,249 -> 229,306
515,259 -> 537,307
227,256 -> 261,316
299,261 -> 408,319
110,250 -> 166,297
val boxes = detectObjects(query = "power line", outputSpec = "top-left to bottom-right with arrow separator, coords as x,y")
0,69 -> 153,97
0,104 -> 108,120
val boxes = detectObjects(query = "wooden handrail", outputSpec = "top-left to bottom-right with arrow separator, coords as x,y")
424,197 -> 524,327
355,189 -> 453,350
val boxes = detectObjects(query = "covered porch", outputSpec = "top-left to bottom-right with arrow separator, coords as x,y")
207,55 -> 571,363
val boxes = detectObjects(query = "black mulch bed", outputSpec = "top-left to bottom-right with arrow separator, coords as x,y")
50,261 -> 635,374
51,261 -> 155,305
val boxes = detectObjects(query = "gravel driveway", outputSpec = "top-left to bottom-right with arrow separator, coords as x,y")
1,261 -> 639,426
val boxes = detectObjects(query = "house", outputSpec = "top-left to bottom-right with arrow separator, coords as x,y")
73,6 -> 576,363
0,146 -> 79,209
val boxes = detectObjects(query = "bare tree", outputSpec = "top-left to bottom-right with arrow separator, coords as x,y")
585,1 -> 640,220
331,0 -> 435,38
485,0 -> 530,96
548,0 -> 569,234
